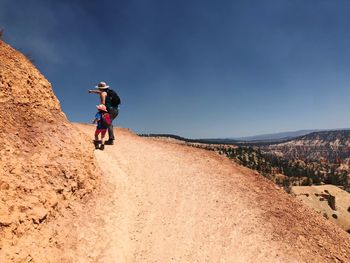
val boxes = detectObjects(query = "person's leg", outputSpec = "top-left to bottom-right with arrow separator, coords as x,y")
94,130 -> 100,149
107,107 -> 119,142
100,129 -> 107,150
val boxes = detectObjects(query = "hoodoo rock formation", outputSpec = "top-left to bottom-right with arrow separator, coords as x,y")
0,40 -> 99,257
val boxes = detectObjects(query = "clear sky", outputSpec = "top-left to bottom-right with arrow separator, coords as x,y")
1,0 -> 350,138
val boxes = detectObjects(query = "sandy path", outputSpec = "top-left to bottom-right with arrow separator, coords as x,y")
72,124 -> 350,263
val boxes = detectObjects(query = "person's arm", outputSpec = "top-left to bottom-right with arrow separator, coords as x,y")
100,91 -> 107,105
92,113 -> 100,124
88,89 -> 101,94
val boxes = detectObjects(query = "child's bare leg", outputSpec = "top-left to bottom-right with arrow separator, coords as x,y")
98,131 -> 106,150
101,132 -> 106,145
94,132 -> 100,149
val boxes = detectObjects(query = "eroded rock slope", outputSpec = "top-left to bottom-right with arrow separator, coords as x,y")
0,40 -> 99,253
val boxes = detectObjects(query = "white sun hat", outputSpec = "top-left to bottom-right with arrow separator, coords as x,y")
96,104 -> 108,112
95,81 -> 109,89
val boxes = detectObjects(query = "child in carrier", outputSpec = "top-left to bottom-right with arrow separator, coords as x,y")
92,104 -> 111,150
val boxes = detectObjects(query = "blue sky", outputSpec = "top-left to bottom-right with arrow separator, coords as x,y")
1,0 -> 350,138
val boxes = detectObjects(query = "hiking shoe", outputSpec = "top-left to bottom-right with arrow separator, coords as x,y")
93,140 -> 100,149
100,144 -> 105,150
105,139 -> 114,145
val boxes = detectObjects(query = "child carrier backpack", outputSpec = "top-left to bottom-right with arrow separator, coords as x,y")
100,112 -> 111,127
106,88 -> 121,107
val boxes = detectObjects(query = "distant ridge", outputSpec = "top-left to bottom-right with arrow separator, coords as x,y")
141,128 -> 350,145
233,129 -> 320,141
139,133 -> 238,144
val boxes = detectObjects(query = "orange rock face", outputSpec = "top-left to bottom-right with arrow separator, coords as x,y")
0,40 -> 99,250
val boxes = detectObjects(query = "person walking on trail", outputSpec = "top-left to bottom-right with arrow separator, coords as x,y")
88,81 -> 121,145
92,104 -> 111,150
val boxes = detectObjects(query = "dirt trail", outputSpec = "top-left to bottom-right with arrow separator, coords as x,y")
70,124 -> 350,263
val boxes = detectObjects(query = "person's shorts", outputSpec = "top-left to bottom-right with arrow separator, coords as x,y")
95,129 -> 107,136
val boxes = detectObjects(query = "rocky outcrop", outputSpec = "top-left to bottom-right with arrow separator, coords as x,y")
0,40 -> 99,253
291,185 -> 350,233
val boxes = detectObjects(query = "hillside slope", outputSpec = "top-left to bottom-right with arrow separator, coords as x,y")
292,185 -> 350,233
266,130 -> 350,162
2,39 -> 350,262
0,40 -> 99,260
36,123 -> 348,263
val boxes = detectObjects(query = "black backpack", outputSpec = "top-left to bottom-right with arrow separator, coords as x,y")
106,88 -> 121,107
